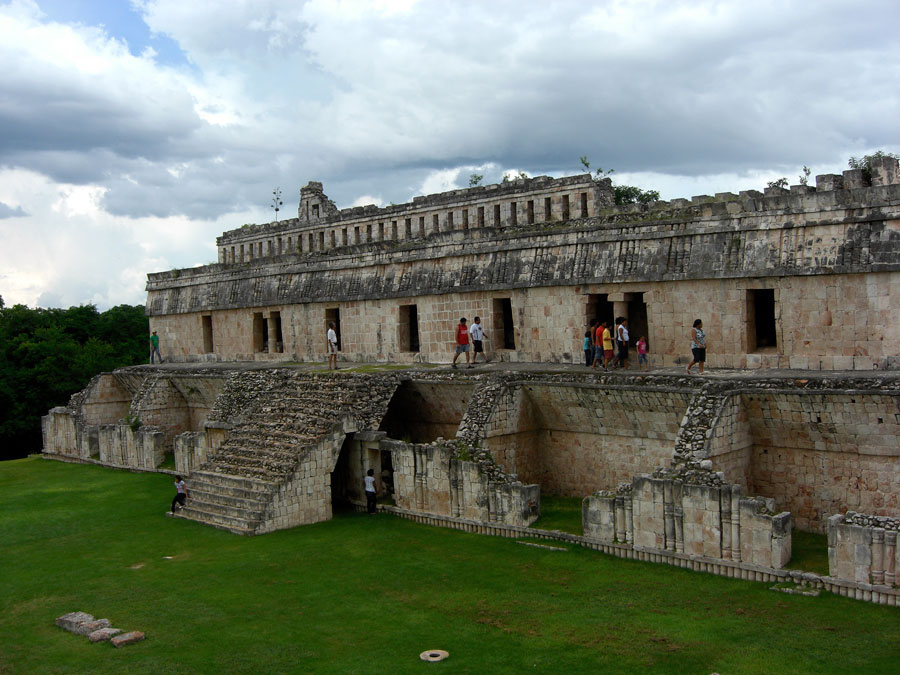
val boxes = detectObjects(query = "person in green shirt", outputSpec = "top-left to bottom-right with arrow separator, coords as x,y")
149,331 -> 163,364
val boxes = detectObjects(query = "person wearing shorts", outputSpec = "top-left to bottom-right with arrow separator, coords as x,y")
452,317 -> 471,369
171,475 -> 190,513
470,316 -> 488,364
686,319 -> 707,374
603,321 -> 615,370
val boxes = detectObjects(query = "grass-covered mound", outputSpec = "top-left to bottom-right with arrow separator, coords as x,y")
2,457 -> 899,673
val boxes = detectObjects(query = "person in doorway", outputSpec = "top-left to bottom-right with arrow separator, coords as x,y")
602,321 -> 615,371
470,316 -> 489,364
609,317 -> 622,368
171,475 -> 190,514
617,318 -> 630,370
637,336 -> 649,371
326,321 -> 338,370
452,317 -> 471,369
686,319 -> 707,374
591,319 -> 604,370
365,468 -> 377,514
584,324 -> 594,368
149,331 -> 163,364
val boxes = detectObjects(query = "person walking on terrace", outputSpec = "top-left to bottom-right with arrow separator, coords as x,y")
452,317 -> 472,369
617,317 -> 630,370
686,319 -> 707,374
171,475 -> 190,513
326,321 -> 338,370
470,316 -> 489,364
149,330 -> 163,364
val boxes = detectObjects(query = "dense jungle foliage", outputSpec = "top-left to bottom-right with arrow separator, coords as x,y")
0,296 -> 148,460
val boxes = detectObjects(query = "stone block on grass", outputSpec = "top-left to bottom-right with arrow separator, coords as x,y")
55,612 -> 94,633
111,631 -> 145,647
75,618 -> 111,636
89,627 -> 122,643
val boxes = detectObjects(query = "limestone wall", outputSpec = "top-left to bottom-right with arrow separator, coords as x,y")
387,439 -> 540,527
97,425 -> 165,469
828,513 -> 899,587
736,391 -> 900,532
483,382 -> 691,496
584,471 -> 791,570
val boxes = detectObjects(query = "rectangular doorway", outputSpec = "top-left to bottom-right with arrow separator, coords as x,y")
747,289 -> 777,351
492,298 -> 516,350
585,294 -> 614,329
325,307 -> 341,351
202,315 -> 214,353
271,311 -> 284,353
252,312 -> 267,353
627,293 -> 648,352
398,304 -> 420,352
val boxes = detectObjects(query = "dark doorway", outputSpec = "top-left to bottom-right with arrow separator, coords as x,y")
380,449 -> 395,505
748,289 -> 777,350
585,294 -> 614,330
253,312 -> 267,353
627,293 -> 649,352
493,298 -> 516,349
398,304 -> 420,352
330,435 -> 354,513
325,307 -> 341,351
271,311 -> 284,353
202,315 -> 214,353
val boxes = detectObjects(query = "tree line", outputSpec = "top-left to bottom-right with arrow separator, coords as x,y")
0,296 -> 149,461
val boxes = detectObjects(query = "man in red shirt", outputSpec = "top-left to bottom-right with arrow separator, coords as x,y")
452,317 -> 472,369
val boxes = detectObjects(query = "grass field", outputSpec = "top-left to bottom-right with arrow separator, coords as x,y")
3,457 -> 900,674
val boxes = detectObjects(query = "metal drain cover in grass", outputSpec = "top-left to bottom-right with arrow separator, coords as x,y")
420,650 -> 449,662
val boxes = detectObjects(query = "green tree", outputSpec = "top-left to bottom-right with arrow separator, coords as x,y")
0,303 -> 148,461
468,173 -> 483,187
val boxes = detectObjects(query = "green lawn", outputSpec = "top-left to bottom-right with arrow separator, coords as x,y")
3,457 -> 900,674
530,495 -> 584,535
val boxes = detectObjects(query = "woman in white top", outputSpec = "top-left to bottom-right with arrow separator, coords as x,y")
686,319 -> 707,374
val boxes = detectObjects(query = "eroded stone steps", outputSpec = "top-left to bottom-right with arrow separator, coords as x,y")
173,505 -> 260,535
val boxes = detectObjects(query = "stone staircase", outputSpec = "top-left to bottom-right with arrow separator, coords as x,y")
173,372 -> 398,534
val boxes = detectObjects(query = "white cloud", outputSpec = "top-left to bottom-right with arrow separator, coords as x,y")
0,0 -> 898,308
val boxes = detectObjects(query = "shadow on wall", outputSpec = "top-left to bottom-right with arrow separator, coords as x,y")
379,380 -> 476,442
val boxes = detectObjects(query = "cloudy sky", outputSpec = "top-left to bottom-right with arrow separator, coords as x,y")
1,0 -> 898,309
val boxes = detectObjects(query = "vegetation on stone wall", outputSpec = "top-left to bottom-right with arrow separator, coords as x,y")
0,298 -> 148,461
579,156 -> 661,205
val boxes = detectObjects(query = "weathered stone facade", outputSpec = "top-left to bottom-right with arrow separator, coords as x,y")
146,158 -> 900,370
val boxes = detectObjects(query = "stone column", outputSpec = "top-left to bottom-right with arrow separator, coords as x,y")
885,531 -> 897,586
615,495 -> 626,543
730,485 -> 742,562
624,495 -> 634,544
664,481 -> 676,551
673,480 -> 684,553
872,528 -> 886,585
266,313 -> 279,354
721,485 -> 733,559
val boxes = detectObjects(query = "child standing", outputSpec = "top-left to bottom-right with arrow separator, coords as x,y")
583,330 -> 592,367
637,336 -> 649,371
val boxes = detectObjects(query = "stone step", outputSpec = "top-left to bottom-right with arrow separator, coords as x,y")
202,460 -> 288,481
190,470 -> 276,492
169,510 -> 256,536
184,497 -> 266,521
177,503 -> 262,533
190,487 -> 270,511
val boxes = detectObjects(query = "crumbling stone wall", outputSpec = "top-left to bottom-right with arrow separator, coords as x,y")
584,468 -> 791,570
387,438 -> 539,527
828,512 -> 900,587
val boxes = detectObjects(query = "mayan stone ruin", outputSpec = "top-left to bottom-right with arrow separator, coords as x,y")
43,156 -> 900,605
